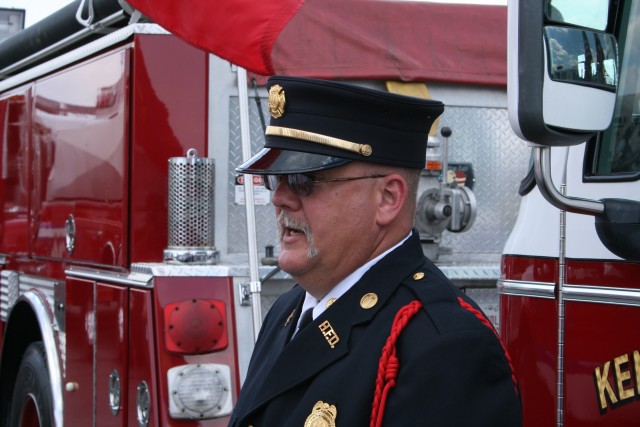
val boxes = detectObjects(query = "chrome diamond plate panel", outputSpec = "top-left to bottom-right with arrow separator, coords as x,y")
1,272 -> 59,322
228,97 -> 279,254
0,270 -> 19,321
438,107 -> 530,257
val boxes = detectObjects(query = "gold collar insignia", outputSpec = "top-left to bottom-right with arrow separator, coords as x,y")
284,308 -> 296,327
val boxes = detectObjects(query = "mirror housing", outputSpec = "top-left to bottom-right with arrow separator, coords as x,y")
508,0 -> 617,146
509,0 -> 640,262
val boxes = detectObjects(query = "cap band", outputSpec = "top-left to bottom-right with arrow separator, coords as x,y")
266,126 -> 373,157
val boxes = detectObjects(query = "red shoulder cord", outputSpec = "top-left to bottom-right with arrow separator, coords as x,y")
370,298 -> 519,427
370,300 -> 422,427
457,296 -> 519,394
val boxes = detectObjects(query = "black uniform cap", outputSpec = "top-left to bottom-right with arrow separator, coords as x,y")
236,76 -> 444,175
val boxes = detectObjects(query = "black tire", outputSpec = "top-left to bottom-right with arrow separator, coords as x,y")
8,342 -> 54,427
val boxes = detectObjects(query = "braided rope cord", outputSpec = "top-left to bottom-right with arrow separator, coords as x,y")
369,296 -> 519,426
370,300 -> 422,427
456,296 -> 519,393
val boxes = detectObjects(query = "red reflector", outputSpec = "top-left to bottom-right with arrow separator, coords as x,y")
425,161 -> 441,170
164,299 -> 228,354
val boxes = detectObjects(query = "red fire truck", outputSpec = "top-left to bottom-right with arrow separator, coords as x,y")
501,0 -> 640,425
0,1 -> 515,425
0,2 -> 241,425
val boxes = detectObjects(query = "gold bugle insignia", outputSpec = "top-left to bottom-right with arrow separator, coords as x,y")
413,271 -> 425,280
284,308 -> 296,326
326,298 -> 337,309
304,401 -> 337,427
268,84 -> 286,118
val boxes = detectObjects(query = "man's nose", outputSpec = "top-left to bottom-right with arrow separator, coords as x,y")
271,177 -> 301,209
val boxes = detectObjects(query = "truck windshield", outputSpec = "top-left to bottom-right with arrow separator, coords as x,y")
595,0 -> 640,175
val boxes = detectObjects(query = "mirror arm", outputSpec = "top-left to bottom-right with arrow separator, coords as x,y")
533,146 -> 604,216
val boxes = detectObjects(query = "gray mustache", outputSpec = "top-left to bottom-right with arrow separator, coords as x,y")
276,212 -> 318,259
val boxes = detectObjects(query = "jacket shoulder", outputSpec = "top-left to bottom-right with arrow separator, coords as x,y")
402,258 -> 495,336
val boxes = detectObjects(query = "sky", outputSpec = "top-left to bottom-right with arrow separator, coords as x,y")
0,0 -> 507,29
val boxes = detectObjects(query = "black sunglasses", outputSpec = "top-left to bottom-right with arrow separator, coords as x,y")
264,173 -> 388,197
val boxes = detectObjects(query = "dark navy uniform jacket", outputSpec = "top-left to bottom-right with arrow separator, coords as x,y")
228,232 -> 522,426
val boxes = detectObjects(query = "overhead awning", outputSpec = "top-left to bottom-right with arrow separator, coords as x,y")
268,1 -> 507,87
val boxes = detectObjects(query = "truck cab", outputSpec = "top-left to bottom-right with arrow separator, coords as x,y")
501,0 -> 640,425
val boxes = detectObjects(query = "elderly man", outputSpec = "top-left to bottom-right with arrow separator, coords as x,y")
229,76 -> 521,427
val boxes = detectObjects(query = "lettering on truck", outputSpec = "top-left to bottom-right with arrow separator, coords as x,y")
594,350 -> 640,414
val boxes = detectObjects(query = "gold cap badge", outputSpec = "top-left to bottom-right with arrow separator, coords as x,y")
268,84 -> 286,118
304,401 -> 337,427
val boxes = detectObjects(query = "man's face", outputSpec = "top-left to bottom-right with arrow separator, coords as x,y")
271,162 -> 382,298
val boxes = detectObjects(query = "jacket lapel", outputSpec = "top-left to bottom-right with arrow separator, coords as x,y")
263,300 -> 302,371
246,291 -> 354,410
232,291 -> 303,421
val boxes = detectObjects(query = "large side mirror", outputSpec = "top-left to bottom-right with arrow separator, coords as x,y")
508,0 -> 617,146
508,0 -> 640,262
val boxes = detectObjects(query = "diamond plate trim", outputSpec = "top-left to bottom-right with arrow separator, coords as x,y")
438,107 -> 530,255
438,264 -> 501,280
0,270 -> 19,321
228,97 -> 279,254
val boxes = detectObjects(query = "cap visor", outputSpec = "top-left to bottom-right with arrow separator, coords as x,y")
235,148 -> 350,175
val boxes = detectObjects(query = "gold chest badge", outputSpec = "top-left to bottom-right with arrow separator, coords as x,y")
304,401 -> 337,427
268,84 -> 286,118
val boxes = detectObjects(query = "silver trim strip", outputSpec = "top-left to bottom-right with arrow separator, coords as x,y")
563,284 -> 640,306
497,279 -> 556,299
499,279 -> 640,307
132,262 -> 248,277
66,267 -> 153,288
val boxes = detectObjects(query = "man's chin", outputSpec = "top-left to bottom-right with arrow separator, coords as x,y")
277,250 -> 314,276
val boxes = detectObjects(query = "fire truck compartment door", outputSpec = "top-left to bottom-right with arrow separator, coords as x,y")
64,278 -> 129,425
31,49 -> 129,267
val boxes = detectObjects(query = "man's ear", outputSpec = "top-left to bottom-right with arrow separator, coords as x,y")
376,174 -> 408,226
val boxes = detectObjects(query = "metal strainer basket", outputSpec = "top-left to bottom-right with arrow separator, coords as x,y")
163,148 -> 218,264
